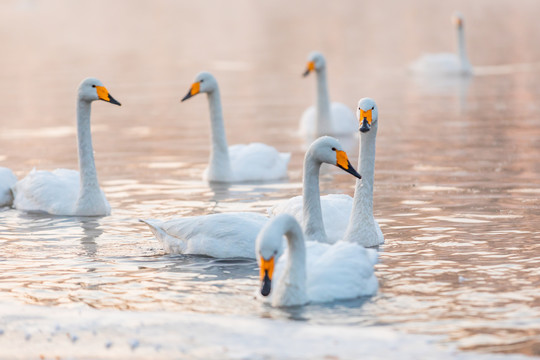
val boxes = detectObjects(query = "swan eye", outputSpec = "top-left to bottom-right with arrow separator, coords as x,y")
331,147 -> 336,151
92,85 -> 96,88
200,79 -> 204,83
371,106 -> 375,110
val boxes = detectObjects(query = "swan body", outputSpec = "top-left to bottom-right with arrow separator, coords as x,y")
300,52 -> 357,137
410,13 -> 472,76
271,98 -> 384,247
257,214 -> 378,307
0,167 -> 17,207
182,72 -> 290,182
12,78 -> 121,216
142,136 -> 361,258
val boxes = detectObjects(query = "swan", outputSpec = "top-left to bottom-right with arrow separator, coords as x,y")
256,214 -> 378,307
0,167 -> 17,207
181,72 -> 290,183
270,98 -> 384,247
141,136 -> 361,259
12,78 -> 121,216
410,12 -> 472,76
300,51 -> 357,137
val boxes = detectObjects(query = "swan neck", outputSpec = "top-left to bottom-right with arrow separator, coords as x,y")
282,220 -> 307,298
76,100 -> 100,197
315,68 -> 332,134
457,25 -> 470,69
302,153 -> 327,242
207,89 -> 232,179
344,124 -> 377,241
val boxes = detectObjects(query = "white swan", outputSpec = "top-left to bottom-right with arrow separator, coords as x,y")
410,12 -> 472,76
270,98 -> 384,247
257,214 -> 378,307
0,167 -> 17,207
181,72 -> 290,183
141,136 -> 361,259
300,52 -> 357,137
12,78 -> 121,216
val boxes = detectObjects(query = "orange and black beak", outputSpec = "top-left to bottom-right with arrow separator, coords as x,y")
181,82 -> 200,102
359,108 -> 372,133
259,256 -> 275,296
96,86 -> 121,106
302,61 -> 315,77
335,149 -> 362,180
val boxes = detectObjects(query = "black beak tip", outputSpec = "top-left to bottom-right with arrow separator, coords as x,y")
359,126 -> 370,133
181,93 -> 192,102
302,69 -> 310,77
261,275 -> 272,297
108,95 -> 121,106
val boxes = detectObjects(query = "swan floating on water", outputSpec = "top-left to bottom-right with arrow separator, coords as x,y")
141,136 -> 361,259
0,167 -> 17,207
300,52 -> 357,137
271,98 -> 384,247
12,78 -> 121,216
181,72 -> 290,183
410,12 -> 472,76
256,214 -> 378,307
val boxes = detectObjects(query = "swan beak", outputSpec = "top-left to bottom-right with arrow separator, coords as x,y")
359,109 -> 372,133
181,82 -> 200,102
302,61 -> 315,77
96,86 -> 121,106
335,150 -> 362,180
259,256 -> 275,297
453,16 -> 463,27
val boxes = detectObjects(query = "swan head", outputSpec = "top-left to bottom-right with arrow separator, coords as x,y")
78,78 -> 121,106
302,51 -> 326,77
308,136 -> 362,179
453,12 -> 464,28
181,72 -> 218,101
357,98 -> 378,133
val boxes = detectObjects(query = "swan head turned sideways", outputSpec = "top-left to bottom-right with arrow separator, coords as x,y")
453,12 -> 464,28
357,98 -> 378,133
181,72 -> 218,101
309,136 -> 362,179
302,51 -> 326,77
78,78 -> 121,106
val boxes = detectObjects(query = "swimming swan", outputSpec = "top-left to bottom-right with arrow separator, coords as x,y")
181,72 -> 290,183
141,136 -> 361,259
256,214 -> 378,307
410,12 -> 472,76
300,52 -> 357,137
271,98 -> 384,247
12,78 -> 121,216
0,167 -> 17,207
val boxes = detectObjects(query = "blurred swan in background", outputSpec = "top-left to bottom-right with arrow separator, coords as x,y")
410,12 -> 472,76
141,136 -> 361,258
12,78 -> 121,216
0,167 -> 17,207
181,72 -> 290,183
271,98 -> 384,247
300,52 -> 357,137
256,214 -> 378,307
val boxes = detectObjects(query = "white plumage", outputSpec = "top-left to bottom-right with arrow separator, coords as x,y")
257,214 -> 378,307
410,12 -> 472,76
300,52 -> 357,137
271,98 -> 385,247
182,72 -> 290,183
141,136 -> 361,259
12,77 -> 121,216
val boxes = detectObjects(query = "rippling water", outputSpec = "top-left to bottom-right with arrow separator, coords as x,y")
0,0 -> 539,357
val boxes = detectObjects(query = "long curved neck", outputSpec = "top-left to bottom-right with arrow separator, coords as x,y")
276,217 -> 307,305
457,25 -> 471,70
76,100 -> 100,199
302,152 -> 327,243
315,68 -> 332,134
344,124 -> 377,241
206,88 -> 232,181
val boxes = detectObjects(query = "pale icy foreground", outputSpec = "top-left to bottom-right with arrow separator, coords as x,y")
0,303 -> 530,360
